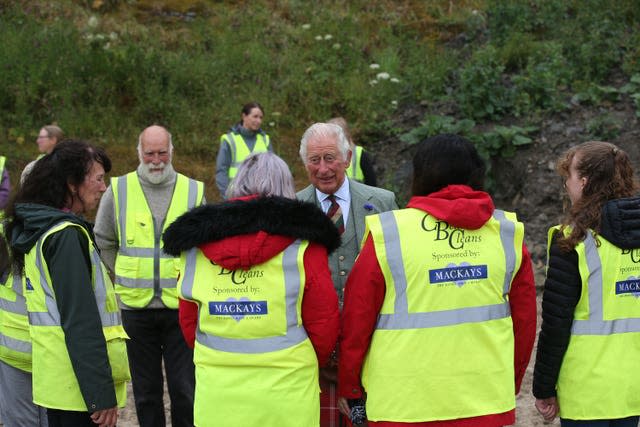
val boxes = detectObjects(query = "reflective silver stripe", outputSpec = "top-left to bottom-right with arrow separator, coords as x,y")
115,276 -> 176,289
118,247 -> 175,258
0,332 -> 31,354
90,249 -> 120,327
377,303 -> 510,329
180,248 -> 198,301
30,223 -> 119,329
376,211 -> 513,330
227,132 -> 238,168
571,233 -> 640,335
11,272 -> 24,295
31,234 -> 61,326
379,212 -> 408,315
187,178 -> 199,208
0,275 -> 27,315
116,175 -> 128,253
196,240 -> 308,353
494,209 -> 517,297
0,296 -> 26,315
29,311 -> 54,327
349,146 -> 360,177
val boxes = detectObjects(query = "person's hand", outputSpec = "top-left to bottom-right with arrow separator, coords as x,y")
337,397 -> 350,417
535,397 -> 559,422
90,407 -> 118,427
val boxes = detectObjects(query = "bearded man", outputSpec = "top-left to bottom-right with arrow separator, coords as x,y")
95,125 -> 204,427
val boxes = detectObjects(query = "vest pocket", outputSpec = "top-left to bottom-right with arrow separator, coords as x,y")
116,256 -> 140,276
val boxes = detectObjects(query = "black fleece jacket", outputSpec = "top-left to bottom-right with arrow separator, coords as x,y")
162,196 -> 341,256
533,196 -> 640,398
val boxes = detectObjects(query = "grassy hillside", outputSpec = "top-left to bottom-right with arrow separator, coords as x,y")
1,0 -> 639,202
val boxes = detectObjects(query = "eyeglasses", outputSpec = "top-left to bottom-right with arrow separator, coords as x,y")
37,135 -> 50,140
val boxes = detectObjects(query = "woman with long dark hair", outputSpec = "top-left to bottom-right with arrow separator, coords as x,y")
5,139 -> 129,427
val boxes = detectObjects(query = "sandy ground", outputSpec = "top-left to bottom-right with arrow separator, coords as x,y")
118,294 -> 558,427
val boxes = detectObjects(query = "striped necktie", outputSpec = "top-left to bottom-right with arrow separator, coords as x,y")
327,194 -> 345,235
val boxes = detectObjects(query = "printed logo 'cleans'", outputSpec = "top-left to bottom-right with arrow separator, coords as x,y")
209,297 -> 268,322
429,262 -> 488,287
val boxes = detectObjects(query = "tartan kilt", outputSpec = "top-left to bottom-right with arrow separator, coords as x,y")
320,377 -> 353,427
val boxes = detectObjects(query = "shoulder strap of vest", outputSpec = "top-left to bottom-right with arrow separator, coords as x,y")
175,174 -> 204,207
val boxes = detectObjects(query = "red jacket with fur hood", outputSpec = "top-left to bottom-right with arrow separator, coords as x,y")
162,196 -> 341,366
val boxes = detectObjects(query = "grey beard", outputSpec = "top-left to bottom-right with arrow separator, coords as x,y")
137,162 -> 175,185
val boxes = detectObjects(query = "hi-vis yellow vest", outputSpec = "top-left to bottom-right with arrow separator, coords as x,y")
24,221 -> 130,411
112,172 -> 204,308
346,145 -> 365,182
0,223 -> 31,372
362,208 -> 523,422
178,239 -> 319,427
222,132 -> 270,178
0,269 -> 31,372
550,226 -> 640,420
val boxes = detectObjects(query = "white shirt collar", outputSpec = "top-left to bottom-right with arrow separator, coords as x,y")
315,177 -> 350,203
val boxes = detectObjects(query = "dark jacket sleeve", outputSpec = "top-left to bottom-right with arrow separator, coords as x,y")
44,227 -> 116,411
532,234 -> 581,398
301,242 -> 340,367
0,168 -> 10,210
215,136 -> 232,198
359,150 -> 377,187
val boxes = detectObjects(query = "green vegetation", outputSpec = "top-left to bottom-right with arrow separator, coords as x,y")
1,0 -> 639,198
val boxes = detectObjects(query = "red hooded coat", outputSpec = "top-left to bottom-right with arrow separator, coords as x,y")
338,185 -> 537,427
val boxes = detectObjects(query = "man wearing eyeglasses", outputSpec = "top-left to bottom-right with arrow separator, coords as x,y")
296,122 -> 397,427
95,125 -> 204,427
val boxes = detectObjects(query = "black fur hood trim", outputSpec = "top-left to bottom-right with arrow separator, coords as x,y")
162,196 -> 341,256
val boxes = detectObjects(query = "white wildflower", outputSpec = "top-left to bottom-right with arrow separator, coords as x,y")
369,63 -> 380,69
302,24 -> 311,30
376,72 -> 390,80
390,77 -> 400,83
315,35 -> 323,41
391,100 -> 398,107
324,34 -> 332,40
109,32 -> 118,41
332,43 -> 341,50
269,122 -> 275,127
88,16 -> 98,28
369,80 -> 379,86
